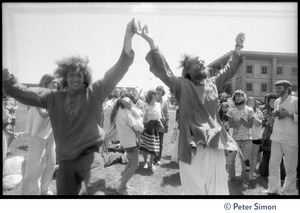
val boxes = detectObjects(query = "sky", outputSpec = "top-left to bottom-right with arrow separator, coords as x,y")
2,2 -> 297,93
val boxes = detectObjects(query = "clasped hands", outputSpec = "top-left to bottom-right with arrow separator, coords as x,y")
272,108 -> 290,119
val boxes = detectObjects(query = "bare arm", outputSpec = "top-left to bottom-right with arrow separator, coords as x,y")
135,21 -> 175,89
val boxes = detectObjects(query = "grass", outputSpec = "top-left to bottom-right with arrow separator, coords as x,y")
3,102 -> 273,196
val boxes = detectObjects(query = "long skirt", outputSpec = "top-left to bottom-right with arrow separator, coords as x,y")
140,120 -> 160,156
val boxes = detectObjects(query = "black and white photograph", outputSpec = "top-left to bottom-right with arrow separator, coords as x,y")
1,2 -> 298,211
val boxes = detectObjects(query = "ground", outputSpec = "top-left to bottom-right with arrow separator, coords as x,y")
3,102 -> 277,196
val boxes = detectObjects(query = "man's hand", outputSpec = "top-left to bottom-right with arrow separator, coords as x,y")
135,21 -> 156,50
235,32 -> 245,47
125,18 -> 137,39
278,108 -> 292,119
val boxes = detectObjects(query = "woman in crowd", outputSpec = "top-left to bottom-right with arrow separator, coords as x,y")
246,97 -> 264,180
111,97 -> 144,195
21,74 -> 57,195
140,89 -> 163,170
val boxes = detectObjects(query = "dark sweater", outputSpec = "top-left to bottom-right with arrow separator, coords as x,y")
3,49 -> 134,162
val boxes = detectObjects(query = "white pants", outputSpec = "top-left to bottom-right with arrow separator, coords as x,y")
21,133 -> 55,195
3,132 -> 8,171
268,141 -> 298,195
179,145 -> 229,195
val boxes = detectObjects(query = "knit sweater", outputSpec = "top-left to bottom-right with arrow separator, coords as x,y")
145,48 -> 242,164
3,49 -> 134,162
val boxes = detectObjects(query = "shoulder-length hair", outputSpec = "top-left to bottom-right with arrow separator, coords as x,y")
53,55 -> 93,89
110,98 -> 126,125
231,90 -> 247,104
39,74 -> 56,88
145,89 -> 157,104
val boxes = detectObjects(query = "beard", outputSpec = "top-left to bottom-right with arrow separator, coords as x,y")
235,99 -> 245,106
276,89 -> 287,97
190,68 -> 207,82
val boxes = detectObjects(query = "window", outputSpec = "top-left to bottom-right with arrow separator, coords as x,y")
277,67 -> 282,75
261,66 -> 267,74
261,84 -> 267,92
292,85 -> 298,91
292,67 -> 297,75
246,83 -> 252,91
247,65 -> 253,74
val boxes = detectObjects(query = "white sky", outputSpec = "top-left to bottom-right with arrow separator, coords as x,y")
2,2 -> 297,92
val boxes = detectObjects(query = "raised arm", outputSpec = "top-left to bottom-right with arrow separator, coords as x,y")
212,33 -> 245,90
135,21 -> 175,89
94,19 -> 136,101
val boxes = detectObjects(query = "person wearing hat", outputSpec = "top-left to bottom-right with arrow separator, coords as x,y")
153,85 -> 170,165
135,21 -> 244,195
263,80 -> 298,195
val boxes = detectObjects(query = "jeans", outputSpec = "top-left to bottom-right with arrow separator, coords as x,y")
227,140 -> 252,183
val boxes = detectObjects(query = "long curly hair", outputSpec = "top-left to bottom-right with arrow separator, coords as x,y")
53,55 -> 93,89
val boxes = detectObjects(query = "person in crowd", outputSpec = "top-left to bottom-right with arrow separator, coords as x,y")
227,90 -> 254,188
120,88 -> 129,98
218,101 -> 232,171
153,86 -> 169,165
219,91 -> 230,106
111,97 -> 144,195
2,91 -> 21,147
102,88 -> 120,132
246,97 -> 264,181
170,103 -> 180,162
2,18 -> 137,195
2,99 -> 10,171
258,94 -> 286,180
218,101 -> 231,133
3,91 -> 18,134
264,80 -> 298,195
135,21 -> 244,195
135,93 -> 146,111
21,74 -> 58,195
140,89 -> 163,170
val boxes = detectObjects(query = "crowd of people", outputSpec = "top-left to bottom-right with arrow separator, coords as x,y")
2,19 -> 298,196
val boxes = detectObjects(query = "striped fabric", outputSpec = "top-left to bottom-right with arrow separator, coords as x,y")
140,120 -> 160,156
